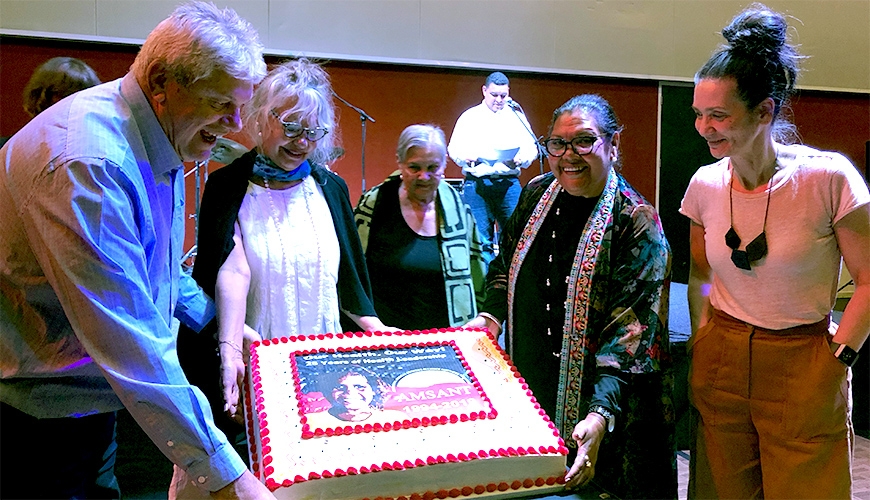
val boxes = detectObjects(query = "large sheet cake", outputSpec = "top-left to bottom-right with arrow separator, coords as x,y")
245,327 -> 568,499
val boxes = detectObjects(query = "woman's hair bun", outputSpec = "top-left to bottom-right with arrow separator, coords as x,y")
696,3 -> 802,143
722,2 -> 787,56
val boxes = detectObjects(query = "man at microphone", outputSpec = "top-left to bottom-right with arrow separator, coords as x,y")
447,71 -> 538,266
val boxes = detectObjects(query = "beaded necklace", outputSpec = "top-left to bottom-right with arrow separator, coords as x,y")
262,177 -> 325,334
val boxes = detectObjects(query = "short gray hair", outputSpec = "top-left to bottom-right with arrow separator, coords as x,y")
131,1 -> 266,86
396,124 -> 446,163
243,58 -> 338,166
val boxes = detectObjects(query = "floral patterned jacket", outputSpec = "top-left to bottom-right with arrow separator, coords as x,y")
483,168 -> 676,498
487,168 -> 671,438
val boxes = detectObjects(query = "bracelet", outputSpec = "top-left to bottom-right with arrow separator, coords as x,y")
478,312 -> 500,324
218,340 -> 243,356
477,312 -> 502,334
830,341 -> 860,367
588,405 -> 616,433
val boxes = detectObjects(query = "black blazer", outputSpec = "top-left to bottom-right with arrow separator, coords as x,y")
177,150 -> 376,439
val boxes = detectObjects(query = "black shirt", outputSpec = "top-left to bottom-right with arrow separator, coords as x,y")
366,180 -> 449,330
511,190 -> 599,419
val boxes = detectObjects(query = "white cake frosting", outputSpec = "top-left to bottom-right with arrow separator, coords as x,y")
245,327 -> 568,499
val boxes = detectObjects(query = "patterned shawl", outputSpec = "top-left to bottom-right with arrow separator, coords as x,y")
502,168 -> 671,439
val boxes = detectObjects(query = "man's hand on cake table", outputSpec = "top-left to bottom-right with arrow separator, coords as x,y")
211,470 -> 275,500
464,313 -> 501,336
220,325 -> 261,423
564,414 -> 606,489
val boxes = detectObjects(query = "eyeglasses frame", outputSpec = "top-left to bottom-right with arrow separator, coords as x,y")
270,110 -> 329,142
540,134 -> 607,157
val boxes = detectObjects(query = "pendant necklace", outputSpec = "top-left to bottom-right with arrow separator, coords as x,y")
724,165 -> 774,271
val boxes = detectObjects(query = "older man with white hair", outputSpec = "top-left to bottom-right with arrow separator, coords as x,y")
0,2 -> 271,498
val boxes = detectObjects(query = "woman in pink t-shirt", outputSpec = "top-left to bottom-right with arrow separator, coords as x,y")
681,3 -> 869,499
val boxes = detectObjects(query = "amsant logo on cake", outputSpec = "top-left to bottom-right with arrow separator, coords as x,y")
294,343 -> 491,430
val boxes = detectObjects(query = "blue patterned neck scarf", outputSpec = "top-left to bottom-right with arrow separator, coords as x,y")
252,154 -> 311,182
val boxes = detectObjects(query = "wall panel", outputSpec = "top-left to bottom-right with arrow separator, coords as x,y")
2,0 -> 868,91
0,38 -> 659,254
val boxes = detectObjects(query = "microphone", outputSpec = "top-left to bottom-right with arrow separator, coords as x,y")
210,137 -> 247,164
505,98 -> 521,110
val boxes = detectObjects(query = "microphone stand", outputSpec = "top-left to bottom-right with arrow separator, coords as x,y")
332,91 -> 376,192
181,159 -> 209,272
508,101 -> 545,176
180,140 -> 241,271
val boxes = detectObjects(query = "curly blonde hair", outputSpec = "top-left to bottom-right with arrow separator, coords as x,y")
243,58 -> 339,167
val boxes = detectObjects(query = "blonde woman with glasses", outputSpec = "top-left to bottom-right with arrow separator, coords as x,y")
174,58 -> 391,497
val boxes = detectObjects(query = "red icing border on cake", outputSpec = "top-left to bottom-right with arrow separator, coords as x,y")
247,347 -> 263,479
248,327 -> 568,494
351,472 -> 567,500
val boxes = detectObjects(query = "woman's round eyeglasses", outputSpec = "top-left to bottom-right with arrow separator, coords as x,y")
540,135 -> 605,157
271,110 -> 329,141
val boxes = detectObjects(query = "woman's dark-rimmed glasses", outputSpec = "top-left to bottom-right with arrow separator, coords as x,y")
270,110 -> 329,141
540,135 -> 605,157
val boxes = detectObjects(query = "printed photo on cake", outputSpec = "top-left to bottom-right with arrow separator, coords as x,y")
295,343 -> 490,430
302,365 -> 405,426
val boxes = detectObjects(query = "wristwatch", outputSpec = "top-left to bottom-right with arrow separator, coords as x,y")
830,341 -> 860,367
588,405 -> 615,433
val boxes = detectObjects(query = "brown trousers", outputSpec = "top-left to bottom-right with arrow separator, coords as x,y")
688,309 -> 853,499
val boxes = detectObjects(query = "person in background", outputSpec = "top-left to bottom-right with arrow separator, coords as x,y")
466,94 -> 676,499
447,71 -> 539,266
174,57 -> 388,495
23,56 -> 101,118
0,2 -> 271,498
0,57 -> 101,149
355,124 -> 487,330
682,3 -> 870,498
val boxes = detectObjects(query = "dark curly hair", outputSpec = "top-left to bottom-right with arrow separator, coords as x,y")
696,3 -> 804,143
315,365 -> 387,410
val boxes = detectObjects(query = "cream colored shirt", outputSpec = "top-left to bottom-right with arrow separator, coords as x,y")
447,101 -> 538,177
680,144 -> 869,330
237,176 -> 342,337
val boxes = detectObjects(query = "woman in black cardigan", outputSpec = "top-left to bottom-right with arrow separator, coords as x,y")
175,59 -> 390,487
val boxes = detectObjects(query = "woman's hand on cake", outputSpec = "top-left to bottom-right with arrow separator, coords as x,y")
220,325 -> 260,423
241,324 -> 261,363
464,313 -> 501,336
564,414 -> 606,488
220,346 -> 244,423
344,311 -> 402,332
